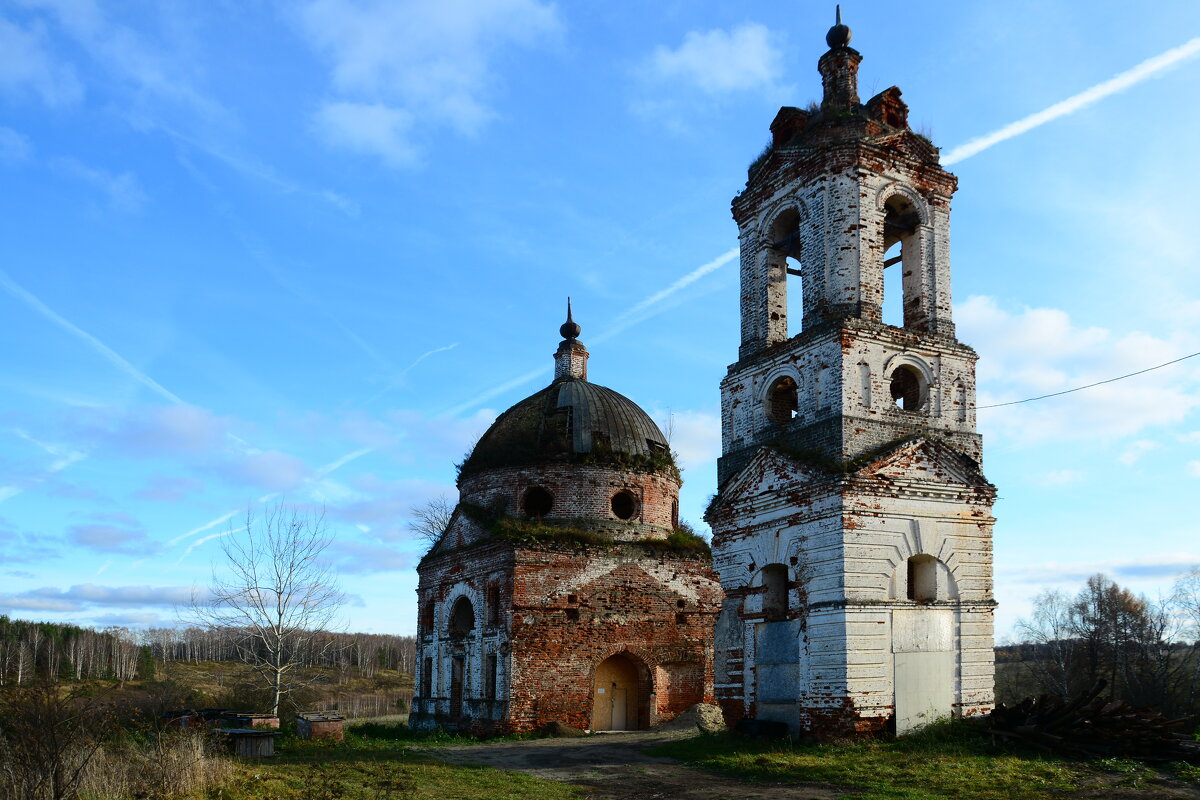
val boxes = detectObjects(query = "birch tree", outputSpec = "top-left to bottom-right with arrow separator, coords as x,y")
189,504 -> 345,716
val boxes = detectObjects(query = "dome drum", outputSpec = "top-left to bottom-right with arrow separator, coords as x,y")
458,462 -> 681,541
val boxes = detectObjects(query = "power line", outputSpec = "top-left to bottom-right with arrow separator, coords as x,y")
976,351 -> 1200,410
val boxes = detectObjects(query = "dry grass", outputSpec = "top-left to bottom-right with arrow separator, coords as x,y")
80,730 -> 233,800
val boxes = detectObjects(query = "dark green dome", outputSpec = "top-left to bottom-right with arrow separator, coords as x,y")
457,377 -> 674,480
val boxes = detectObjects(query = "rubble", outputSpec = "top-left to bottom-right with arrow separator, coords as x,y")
989,681 -> 1200,762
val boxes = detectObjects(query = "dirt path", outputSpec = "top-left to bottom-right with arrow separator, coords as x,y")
430,730 -> 846,800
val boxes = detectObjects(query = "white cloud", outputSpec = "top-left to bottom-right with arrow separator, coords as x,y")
0,126 -> 32,163
0,583 -> 201,613
332,541 -> 410,574
15,0 -> 223,118
1118,439 -> 1159,466
959,296 -> 1200,443
297,0 -> 560,164
314,101 -> 418,167
51,156 -> 147,212
998,552 -> 1200,586
1189,461 -> 1200,478
337,475 -> 457,541
68,523 -> 156,555
1039,469 -> 1083,486
644,23 -> 782,95
228,450 -> 312,492
99,404 -> 231,456
0,16 -> 83,107
652,409 -> 720,478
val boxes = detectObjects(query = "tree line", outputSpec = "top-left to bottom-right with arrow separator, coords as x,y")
1008,568 -> 1200,717
0,616 -> 416,686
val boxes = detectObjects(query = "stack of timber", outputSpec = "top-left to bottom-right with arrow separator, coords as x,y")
989,680 -> 1199,762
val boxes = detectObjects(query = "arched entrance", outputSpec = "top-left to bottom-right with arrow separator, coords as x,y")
590,653 -> 645,731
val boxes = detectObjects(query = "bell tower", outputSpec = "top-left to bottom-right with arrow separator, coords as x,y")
707,10 -> 996,736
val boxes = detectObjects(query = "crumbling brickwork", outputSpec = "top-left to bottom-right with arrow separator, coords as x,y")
709,17 -> 996,737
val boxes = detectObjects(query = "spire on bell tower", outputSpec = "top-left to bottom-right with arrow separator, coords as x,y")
819,5 -> 861,109
554,298 -> 589,380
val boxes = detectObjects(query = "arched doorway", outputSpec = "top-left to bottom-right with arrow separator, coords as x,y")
591,653 -> 644,731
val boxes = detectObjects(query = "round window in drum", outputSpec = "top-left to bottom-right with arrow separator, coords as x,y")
611,490 -> 638,520
521,486 -> 553,518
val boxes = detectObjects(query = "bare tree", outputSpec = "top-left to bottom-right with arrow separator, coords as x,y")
1172,567 -> 1200,710
1016,589 -> 1078,697
409,496 -> 454,551
188,504 -> 346,717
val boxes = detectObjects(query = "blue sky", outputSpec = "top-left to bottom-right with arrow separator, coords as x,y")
0,0 -> 1198,638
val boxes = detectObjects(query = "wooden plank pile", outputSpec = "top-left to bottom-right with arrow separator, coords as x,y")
989,680 -> 1200,762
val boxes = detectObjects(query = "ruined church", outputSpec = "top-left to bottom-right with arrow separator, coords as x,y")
412,13 -> 995,736
409,308 -> 723,734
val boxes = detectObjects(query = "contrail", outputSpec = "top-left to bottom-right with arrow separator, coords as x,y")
180,530 -> 234,560
602,248 -> 739,336
443,365 -> 550,418
943,37 -> 1200,165
360,342 -> 461,407
0,269 -> 184,404
445,248 -> 741,417
170,449 -> 374,552
168,510 -> 239,546
165,127 -> 359,216
0,429 -> 88,505
0,270 -> 262,460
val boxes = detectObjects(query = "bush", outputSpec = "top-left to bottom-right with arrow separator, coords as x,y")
0,682 -> 112,800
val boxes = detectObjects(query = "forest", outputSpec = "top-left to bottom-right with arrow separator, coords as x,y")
0,616 -> 416,687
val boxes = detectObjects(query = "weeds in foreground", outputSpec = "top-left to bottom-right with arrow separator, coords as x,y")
82,730 -> 232,799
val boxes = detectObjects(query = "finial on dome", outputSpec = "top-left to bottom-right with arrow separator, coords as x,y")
554,298 -> 588,380
826,4 -> 852,49
560,297 -> 581,340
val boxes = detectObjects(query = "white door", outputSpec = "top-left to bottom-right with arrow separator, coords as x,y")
611,688 -> 627,730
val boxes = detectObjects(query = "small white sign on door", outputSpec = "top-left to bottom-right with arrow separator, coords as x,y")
597,688 -> 606,694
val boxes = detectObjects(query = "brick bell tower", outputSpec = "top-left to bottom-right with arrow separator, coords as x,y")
706,10 -> 996,736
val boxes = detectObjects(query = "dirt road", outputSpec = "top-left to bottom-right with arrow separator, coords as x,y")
431,730 -> 845,800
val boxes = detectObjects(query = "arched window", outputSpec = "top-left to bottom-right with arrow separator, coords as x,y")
486,583 -> 501,626
766,208 -> 803,341
611,490 -> 638,520
882,194 -> 921,329
521,486 -> 553,518
907,555 -> 937,603
766,375 -> 799,424
889,365 -> 924,412
420,601 -> 435,634
448,596 -> 475,638
671,499 -> 679,528
760,564 -> 789,620
858,361 -> 872,410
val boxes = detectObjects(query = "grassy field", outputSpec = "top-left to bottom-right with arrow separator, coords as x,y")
195,718 -> 1200,800
213,723 -> 581,800
650,719 -> 1200,800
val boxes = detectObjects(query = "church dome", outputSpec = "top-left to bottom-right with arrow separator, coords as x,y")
458,377 -> 672,480
457,303 -> 675,482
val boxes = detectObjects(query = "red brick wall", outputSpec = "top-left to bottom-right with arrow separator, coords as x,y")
506,547 -> 721,731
